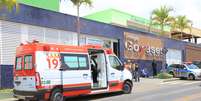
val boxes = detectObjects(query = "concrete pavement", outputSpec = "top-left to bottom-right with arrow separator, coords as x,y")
66,78 -> 201,101
1,78 -> 201,101
88,79 -> 201,101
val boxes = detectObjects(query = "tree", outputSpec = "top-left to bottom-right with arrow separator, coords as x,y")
150,5 -> 174,35
70,0 -> 92,46
171,15 -> 192,40
0,0 -> 18,12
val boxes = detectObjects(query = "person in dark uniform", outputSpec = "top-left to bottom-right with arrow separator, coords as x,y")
134,64 -> 140,82
152,59 -> 157,76
131,63 -> 136,80
91,56 -> 98,83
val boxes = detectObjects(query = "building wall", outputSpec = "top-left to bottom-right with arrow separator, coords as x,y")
0,65 -> 13,88
0,21 -> 21,65
0,20 -> 78,65
0,4 -> 191,88
166,49 -> 182,65
0,21 -> 2,64
185,45 -> 201,62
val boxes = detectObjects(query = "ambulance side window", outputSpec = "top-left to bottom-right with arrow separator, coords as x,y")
78,57 -> 88,69
109,56 -> 121,70
63,56 -> 79,69
24,55 -> 33,70
61,54 -> 89,70
15,57 -> 22,70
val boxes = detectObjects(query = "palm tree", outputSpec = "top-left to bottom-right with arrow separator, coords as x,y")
70,0 -> 92,46
0,0 -> 18,12
150,6 -> 174,35
172,15 -> 192,40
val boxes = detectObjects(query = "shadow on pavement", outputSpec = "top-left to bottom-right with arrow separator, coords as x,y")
178,78 -> 201,81
65,92 -> 123,101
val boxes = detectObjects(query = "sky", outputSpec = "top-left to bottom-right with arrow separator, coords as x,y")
60,0 -> 201,29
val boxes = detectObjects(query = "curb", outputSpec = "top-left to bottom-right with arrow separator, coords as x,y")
163,78 -> 180,82
0,98 -> 16,101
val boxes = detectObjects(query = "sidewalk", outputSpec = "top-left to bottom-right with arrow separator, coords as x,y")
0,89 -> 14,101
133,77 -> 179,93
0,98 -> 16,101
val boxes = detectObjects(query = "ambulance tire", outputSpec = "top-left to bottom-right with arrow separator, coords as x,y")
50,89 -> 64,101
123,81 -> 132,94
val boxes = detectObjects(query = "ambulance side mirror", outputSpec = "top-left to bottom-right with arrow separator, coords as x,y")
59,63 -> 68,71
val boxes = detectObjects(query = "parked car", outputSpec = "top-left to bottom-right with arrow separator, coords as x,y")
167,63 -> 201,80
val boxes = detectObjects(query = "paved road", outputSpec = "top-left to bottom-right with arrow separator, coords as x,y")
66,79 -> 201,101
2,79 -> 201,101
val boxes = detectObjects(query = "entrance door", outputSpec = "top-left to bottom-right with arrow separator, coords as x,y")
60,53 -> 92,96
113,41 -> 120,57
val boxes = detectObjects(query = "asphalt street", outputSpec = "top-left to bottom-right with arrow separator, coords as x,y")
2,79 -> 201,101
66,79 -> 201,101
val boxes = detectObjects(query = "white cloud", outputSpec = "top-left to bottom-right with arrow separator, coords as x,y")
60,0 -> 201,28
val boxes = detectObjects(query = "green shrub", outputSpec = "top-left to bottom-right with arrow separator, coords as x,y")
157,72 -> 173,79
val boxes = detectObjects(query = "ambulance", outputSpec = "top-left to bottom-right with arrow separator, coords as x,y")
13,41 -> 133,101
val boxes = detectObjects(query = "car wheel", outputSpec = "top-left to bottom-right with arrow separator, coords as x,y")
123,81 -> 132,94
188,74 -> 195,80
50,89 -> 64,101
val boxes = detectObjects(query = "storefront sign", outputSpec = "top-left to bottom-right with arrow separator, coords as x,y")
124,32 -> 166,60
86,37 -> 104,46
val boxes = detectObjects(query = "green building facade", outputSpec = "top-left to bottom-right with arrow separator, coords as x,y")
84,9 -> 170,32
18,0 -> 60,11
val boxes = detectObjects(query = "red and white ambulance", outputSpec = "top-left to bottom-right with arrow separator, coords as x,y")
13,41 -> 133,101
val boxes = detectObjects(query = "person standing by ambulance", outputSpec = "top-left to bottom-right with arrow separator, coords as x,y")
134,64 -> 140,82
152,59 -> 157,76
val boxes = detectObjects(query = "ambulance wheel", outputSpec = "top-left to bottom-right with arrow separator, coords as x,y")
123,81 -> 132,94
50,89 -> 64,101
188,74 -> 195,80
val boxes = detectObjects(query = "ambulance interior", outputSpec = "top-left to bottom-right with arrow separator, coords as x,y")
89,49 -> 107,89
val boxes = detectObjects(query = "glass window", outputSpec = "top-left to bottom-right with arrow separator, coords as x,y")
187,64 -> 199,69
24,55 -> 33,70
61,54 -> 88,70
109,56 -> 121,70
15,57 -> 22,70
79,57 -> 87,68
64,56 -> 79,69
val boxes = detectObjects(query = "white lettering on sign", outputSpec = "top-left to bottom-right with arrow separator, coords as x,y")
125,39 -> 166,57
